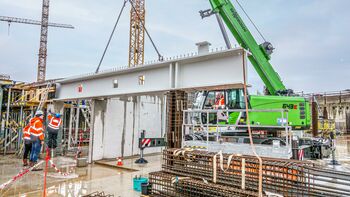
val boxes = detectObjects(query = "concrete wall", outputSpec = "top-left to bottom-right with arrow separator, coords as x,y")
91,94 -> 165,161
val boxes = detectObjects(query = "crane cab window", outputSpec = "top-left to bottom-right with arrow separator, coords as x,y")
228,89 -> 246,109
203,91 -> 226,109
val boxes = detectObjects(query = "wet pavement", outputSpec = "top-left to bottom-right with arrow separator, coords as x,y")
0,154 -> 162,197
312,135 -> 350,173
1,136 -> 350,197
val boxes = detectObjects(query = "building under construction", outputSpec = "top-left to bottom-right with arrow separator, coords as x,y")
1,0 -> 350,197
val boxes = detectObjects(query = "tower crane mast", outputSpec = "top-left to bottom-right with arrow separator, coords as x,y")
37,0 -> 50,82
128,0 -> 145,67
0,0 -> 74,82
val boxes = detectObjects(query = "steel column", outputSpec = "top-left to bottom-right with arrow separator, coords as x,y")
4,88 -> 11,154
68,105 -> 74,149
75,104 -> 80,145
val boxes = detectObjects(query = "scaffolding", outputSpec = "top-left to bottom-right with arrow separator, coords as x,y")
62,100 -> 91,152
0,80 -> 92,156
0,80 -> 55,154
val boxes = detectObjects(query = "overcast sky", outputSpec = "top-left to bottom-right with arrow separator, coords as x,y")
0,0 -> 349,93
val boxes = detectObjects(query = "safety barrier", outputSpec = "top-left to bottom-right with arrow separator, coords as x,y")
0,160 -> 45,190
135,130 -> 166,164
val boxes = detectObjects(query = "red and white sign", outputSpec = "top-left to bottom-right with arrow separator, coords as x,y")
141,138 -> 151,148
77,84 -> 83,93
298,149 -> 304,161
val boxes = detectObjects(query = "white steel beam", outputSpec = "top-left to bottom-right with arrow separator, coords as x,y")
56,48 -> 247,100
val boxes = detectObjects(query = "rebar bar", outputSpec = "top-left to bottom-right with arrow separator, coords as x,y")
149,148 -> 350,197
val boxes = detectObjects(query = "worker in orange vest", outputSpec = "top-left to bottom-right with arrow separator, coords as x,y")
47,110 -> 62,151
29,110 -> 45,166
22,124 -> 32,166
215,93 -> 225,109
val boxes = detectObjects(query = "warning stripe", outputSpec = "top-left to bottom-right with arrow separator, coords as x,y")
49,160 -> 75,176
0,160 -> 45,190
298,149 -> 304,161
141,138 -> 151,148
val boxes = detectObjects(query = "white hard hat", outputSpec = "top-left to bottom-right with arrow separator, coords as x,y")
35,110 -> 44,116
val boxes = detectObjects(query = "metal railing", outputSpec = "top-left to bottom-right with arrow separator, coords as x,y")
182,109 -> 292,156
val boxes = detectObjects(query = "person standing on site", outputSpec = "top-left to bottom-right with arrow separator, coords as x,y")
47,110 -> 62,152
22,124 -> 32,166
29,110 -> 45,166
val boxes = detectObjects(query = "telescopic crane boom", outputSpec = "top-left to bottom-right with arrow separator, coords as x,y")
205,0 -> 292,95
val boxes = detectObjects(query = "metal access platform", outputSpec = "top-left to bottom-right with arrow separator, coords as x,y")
182,109 -> 293,159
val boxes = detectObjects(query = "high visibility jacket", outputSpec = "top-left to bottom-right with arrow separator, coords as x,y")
23,124 -> 31,141
215,98 -> 225,106
219,98 -> 225,106
48,115 -> 62,131
29,117 -> 44,141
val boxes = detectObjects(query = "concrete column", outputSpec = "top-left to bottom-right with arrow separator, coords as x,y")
174,62 -> 179,89
75,105 -> 80,145
92,99 -> 106,161
88,100 -> 95,163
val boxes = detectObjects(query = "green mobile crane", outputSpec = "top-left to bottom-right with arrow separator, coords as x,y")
196,0 -> 310,130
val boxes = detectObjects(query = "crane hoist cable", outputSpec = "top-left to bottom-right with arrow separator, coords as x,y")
96,0 -> 163,73
129,0 -> 163,62
235,0 -> 267,42
95,0 -> 128,73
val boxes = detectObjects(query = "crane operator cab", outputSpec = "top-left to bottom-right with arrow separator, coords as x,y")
191,88 -> 310,134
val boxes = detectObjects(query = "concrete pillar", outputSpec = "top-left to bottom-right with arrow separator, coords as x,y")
88,100 -> 95,163
91,99 -> 107,161
75,105 -> 80,145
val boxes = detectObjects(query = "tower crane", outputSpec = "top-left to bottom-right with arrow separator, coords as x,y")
0,0 -> 74,82
0,16 -> 74,29
128,0 -> 145,67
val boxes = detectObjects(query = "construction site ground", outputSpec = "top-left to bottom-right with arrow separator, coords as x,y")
1,136 -> 350,197
0,153 -> 162,197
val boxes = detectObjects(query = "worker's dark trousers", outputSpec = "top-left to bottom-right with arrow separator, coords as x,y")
30,140 -> 41,163
23,142 -> 32,160
47,132 -> 58,149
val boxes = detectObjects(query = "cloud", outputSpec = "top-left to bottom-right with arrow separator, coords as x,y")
0,0 -> 348,94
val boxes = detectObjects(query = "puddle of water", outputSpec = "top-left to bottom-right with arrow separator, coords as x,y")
0,154 -> 161,197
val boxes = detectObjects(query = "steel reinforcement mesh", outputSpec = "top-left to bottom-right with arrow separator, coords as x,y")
149,171 -> 264,197
148,148 -> 350,197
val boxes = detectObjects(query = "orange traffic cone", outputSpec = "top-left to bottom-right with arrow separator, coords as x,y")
117,157 -> 123,166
